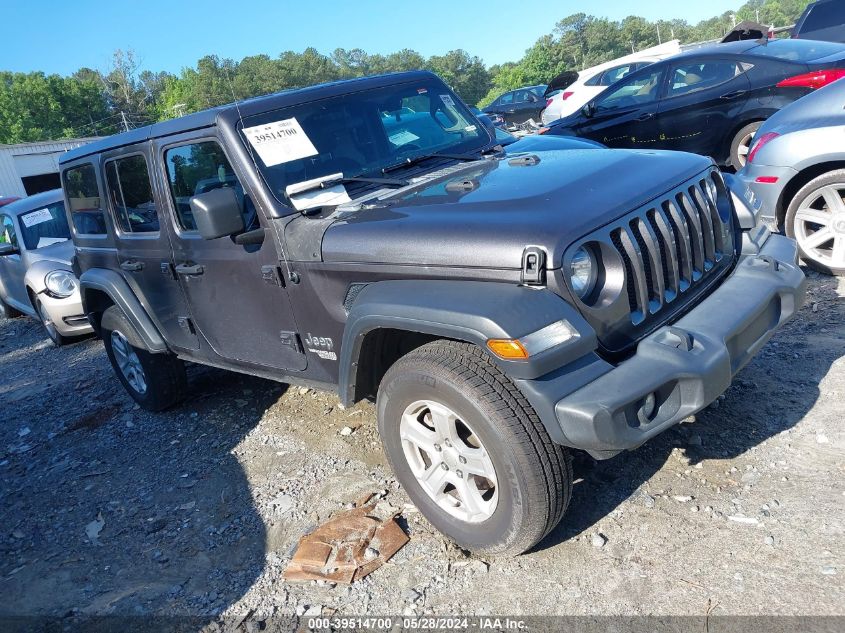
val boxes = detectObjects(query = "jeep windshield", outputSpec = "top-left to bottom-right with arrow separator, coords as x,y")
239,78 -> 491,207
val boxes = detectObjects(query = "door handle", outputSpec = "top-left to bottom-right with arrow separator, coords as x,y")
120,260 -> 144,272
175,263 -> 204,276
505,109 -> 516,114
720,90 -> 746,100
636,112 -> 655,121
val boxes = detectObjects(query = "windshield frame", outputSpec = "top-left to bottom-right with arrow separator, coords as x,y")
237,78 -> 494,210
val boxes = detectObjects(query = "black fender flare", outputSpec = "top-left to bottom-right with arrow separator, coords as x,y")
339,280 -> 596,406
79,268 -> 168,353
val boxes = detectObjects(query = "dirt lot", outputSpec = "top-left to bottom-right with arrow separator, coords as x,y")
1,270 -> 843,624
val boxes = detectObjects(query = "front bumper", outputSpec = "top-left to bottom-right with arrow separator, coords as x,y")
534,234 -> 805,457
37,289 -> 93,337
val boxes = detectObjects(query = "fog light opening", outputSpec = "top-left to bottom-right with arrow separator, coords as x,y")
637,392 -> 658,425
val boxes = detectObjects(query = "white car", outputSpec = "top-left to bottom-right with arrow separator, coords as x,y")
541,41 -> 682,125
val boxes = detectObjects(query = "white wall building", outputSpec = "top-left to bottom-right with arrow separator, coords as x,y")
0,138 -> 100,198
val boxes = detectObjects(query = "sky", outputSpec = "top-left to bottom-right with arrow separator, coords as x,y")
0,0 -> 743,76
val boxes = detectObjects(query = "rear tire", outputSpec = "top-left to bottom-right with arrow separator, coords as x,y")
785,169 -> 845,276
377,340 -> 572,556
0,297 -> 22,319
101,306 -> 187,411
729,121 -> 761,170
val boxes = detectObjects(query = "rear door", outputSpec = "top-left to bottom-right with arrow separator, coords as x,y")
656,58 -> 752,157
0,213 -> 29,311
569,65 -> 665,148
158,134 -> 307,372
102,145 -> 200,351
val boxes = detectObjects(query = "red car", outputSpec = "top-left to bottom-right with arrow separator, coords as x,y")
0,196 -> 20,208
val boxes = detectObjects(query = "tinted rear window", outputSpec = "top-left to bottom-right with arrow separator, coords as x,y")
748,39 -> 845,62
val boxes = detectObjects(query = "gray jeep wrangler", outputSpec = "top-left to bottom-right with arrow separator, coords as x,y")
60,71 -> 806,555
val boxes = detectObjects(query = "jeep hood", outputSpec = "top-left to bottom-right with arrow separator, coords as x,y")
321,148 -> 712,269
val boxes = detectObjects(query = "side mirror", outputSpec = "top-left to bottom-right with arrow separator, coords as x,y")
0,243 -> 20,256
582,101 -> 596,118
189,188 -> 245,240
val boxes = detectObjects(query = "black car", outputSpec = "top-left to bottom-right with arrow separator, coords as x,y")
793,0 -> 845,43
483,84 -> 547,127
542,39 -> 845,169
60,70 -> 803,556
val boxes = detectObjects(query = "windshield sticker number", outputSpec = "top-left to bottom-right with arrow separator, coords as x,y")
21,208 -> 53,228
440,94 -> 455,108
388,130 -> 421,146
242,118 -> 318,167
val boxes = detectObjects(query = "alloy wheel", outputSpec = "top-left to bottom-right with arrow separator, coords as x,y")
735,131 -> 755,168
399,399 -> 498,523
111,330 -> 148,395
793,183 -> 845,270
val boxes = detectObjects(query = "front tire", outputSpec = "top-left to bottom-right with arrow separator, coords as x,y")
36,300 -> 67,347
729,121 -> 761,170
101,306 -> 187,411
785,169 -> 845,276
377,340 -> 572,556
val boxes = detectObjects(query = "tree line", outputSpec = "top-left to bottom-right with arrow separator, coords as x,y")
0,0 -> 811,145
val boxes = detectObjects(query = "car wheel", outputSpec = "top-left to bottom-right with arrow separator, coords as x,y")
785,169 -> 845,276
0,296 -> 22,319
729,122 -> 761,170
377,340 -> 572,556
101,306 -> 187,411
36,300 -> 67,346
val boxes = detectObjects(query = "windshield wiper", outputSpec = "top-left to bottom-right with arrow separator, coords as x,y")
381,151 -> 485,175
287,175 -> 409,197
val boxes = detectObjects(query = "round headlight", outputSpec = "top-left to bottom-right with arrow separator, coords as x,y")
44,270 -> 78,298
570,247 -> 597,299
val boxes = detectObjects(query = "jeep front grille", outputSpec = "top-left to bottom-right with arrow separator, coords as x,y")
564,169 -> 736,353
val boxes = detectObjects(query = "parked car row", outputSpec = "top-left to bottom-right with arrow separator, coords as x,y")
540,39 -> 845,169
0,69 -> 807,557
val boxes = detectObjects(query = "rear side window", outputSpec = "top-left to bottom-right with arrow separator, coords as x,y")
165,141 -> 254,232
105,155 -> 159,234
498,92 -> 514,105
63,164 -> 107,235
668,61 -> 744,96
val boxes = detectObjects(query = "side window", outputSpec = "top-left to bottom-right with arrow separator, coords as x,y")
63,164 -> 107,235
600,64 -> 637,86
1,215 -> 17,247
668,61 -> 743,97
105,154 -> 159,234
584,71 -> 603,87
498,92 -> 514,105
165,141 -> 254,233
596,68 -> 665,111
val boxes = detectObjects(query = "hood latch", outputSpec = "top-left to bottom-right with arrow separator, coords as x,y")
521,247 -> 546,285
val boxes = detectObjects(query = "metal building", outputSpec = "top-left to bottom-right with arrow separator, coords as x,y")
0,138 -> 100,198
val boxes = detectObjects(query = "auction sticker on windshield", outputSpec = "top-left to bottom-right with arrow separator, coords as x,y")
21,208 -> 53,228
242,118 -> 318,167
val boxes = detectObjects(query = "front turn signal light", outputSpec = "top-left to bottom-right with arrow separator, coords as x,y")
487,339 -> 530,360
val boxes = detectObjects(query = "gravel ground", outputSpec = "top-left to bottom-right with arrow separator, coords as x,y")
1,270 -> 843,623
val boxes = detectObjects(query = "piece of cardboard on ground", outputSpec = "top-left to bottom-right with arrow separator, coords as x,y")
284,493 -> 409,584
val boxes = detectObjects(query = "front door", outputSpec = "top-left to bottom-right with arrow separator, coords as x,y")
158,136 -> 306,372
572,66 -> 665,149
0,214 -> 29,312
102,146 -> 199,351
656,58 -> 752,157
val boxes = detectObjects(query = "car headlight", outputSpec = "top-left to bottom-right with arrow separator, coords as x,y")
570,247 -> 597,299
44,270 -> 78,298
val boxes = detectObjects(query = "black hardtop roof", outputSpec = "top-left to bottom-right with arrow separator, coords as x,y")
60,70 -> 439,164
